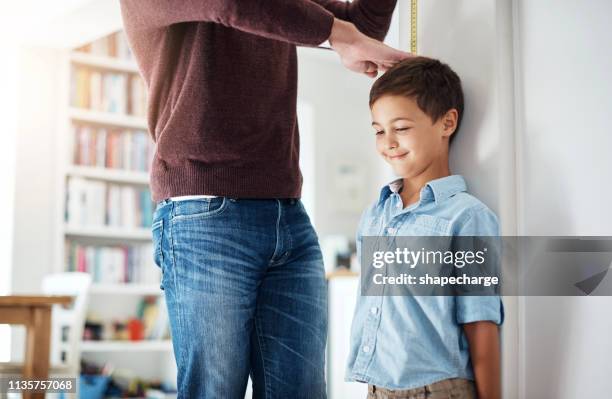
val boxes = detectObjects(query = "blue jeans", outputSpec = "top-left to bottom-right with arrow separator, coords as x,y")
151,197 -> 328,399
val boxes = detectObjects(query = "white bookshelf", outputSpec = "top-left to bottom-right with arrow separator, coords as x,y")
55,31 -> 177,391
63,225 -> 152,240
67,165 -> 149,185
70,51 -> 141,73
68,107 -> 147,130
89,283 -> 162,295
80,340 -> 173,353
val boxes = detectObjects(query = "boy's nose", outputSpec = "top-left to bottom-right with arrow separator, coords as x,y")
382,134 -> 398,148
387,139 -> 399,150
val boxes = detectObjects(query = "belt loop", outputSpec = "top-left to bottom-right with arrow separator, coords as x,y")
169,199 -> 176,218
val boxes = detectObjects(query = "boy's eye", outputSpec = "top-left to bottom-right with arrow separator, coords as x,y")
396,127 -> 411,133
375,130 -> 384,135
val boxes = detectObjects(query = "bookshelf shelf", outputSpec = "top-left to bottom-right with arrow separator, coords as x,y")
70,51 -> 140,73
67,165 -> 149,185
69,107 -> 148,129
64,225 -> 151,241
80,340 -> 173,352
90,283 -> 162,295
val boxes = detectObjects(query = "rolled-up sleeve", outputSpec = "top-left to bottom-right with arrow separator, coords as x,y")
457,295 -> 504,325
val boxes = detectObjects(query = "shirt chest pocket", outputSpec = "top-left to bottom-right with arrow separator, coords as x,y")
403,214 -> 451,235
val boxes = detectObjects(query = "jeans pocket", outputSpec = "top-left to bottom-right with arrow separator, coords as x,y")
171,197 -> 228,220
152,219 -> 164,269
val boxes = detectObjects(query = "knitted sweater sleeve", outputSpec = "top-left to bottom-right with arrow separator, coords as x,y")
119,0 -> 335,46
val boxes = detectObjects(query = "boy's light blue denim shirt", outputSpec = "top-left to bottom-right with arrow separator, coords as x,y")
345,174 -> 504,390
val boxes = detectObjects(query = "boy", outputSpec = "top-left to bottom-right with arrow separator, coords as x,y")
345,56 -> 504,399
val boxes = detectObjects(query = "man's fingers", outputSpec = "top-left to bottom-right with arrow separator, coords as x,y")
363,61 -> 377,72
366,49 -> 412,72
375,50 -> 415,73
363,61 -> 378,77
379,52 -> 414,66
377,61 -> 396,72
388,48 -> 414,61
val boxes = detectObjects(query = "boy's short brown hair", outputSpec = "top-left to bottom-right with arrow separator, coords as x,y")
369,56 -> 464,144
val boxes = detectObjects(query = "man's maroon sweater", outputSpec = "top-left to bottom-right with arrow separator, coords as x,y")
120,0 -> 396,202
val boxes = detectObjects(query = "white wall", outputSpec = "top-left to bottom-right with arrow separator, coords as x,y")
514,0 -> 612,397
297,48 -> 382,238
0,43 -> 59,364
11,46 -> 61,294
8,46 -> 62,361
416,1 -> 519,397
0,42 -> 19,362
0,0 -> 123,49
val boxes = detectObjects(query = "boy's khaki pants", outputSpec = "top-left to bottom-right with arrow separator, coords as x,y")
367,378 -> 476,399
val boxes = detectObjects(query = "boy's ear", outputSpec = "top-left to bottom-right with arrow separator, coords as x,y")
441,109 -> 458,138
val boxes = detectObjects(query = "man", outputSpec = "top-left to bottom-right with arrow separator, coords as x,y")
120,1 -> 410,397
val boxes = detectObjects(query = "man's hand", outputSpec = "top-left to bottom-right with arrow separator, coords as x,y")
328,18 -> 412,78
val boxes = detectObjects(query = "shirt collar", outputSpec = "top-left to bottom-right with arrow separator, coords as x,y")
378,175 -> 467,205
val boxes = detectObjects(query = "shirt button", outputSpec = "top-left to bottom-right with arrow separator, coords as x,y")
387,227 -> 396,235
362,345 -> 371,353
396,202 -> 402,209
370,307 -> 378,315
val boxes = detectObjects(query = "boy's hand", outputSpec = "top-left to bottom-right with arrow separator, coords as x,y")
328,18 -> 413,78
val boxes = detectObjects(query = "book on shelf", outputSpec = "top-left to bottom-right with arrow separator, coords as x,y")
76,31 -> 134,60
71,67 -> 131,115
70,68 -> 147,117
138,296 -> 170,340
66,177 -> 153,228
128,75 -> 147,117
73,124 -> 154,172
65,240 -> 159,285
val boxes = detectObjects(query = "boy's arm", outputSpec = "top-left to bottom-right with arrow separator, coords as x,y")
463,321 -> 501,399
454,206 -> 504,399
312,0 -> 397,41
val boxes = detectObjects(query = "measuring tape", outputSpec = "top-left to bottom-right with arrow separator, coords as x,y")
410,0 -> 418,54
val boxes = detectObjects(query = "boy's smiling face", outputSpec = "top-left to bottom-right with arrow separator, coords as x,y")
371,95 -> 457,179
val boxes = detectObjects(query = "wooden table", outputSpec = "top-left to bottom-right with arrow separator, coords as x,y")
0,295 -> 73,399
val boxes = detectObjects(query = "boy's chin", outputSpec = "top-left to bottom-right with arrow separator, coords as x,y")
389,166 -> 413,178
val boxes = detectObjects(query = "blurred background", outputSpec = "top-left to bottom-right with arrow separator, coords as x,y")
0,1 -> 611,398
